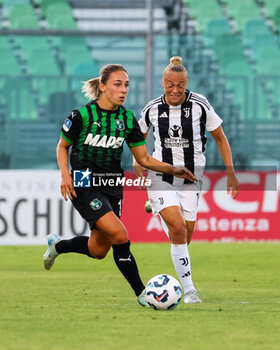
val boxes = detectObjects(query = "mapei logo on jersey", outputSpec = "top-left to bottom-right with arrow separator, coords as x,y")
183,107 -> 190,118
73,168 -> 91,187
63,118 -> 72,132
90,198 -> 102,210
84,134 -> 125,148
164,125 -> 189,148
115,119 -> 125,130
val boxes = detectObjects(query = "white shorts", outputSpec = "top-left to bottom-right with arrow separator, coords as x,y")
147,173 -> 202,221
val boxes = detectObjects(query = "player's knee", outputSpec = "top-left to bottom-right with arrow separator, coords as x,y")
169,222 -> 187,243
94,251 -> 108,260
88,246 -> 110,260
110,227 -> 129,245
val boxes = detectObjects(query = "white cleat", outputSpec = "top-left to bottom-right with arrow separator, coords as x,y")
137,289 -> 150,307
43,233 -> 61,270
184,290 -> 202,304
145,200 -> 152,213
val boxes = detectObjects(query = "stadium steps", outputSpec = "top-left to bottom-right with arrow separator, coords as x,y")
72,7 -> 166,33
68,0 -> 163,9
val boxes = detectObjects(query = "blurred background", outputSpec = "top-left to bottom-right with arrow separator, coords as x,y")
1,0 -> 280,171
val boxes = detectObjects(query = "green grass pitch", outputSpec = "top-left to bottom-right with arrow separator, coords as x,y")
0,243 -> 279,350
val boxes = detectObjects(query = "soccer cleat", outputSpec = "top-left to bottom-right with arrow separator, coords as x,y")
43,233 -> 61,270
137,289 -> 150,307
145,200 -> 152,213
184,290 -> 202,304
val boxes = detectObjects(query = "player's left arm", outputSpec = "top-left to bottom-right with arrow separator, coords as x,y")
130,144 -> 197,181
133,132 -> 148,178
210,125 -> 239,199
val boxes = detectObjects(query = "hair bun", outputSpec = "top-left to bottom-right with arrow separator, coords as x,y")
170,56 -> 182,65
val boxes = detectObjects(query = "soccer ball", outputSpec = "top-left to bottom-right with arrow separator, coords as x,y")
145,274 -> 182,310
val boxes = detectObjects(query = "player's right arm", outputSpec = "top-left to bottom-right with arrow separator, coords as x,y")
57,137 -> 77,201
57,110 -> 82,201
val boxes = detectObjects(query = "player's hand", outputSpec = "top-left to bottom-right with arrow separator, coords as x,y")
60,171 -> 77,201
133,161 -> 148,189
173,167 -> 198,182
227,173 -> 239,199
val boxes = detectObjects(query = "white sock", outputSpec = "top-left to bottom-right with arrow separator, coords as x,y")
171,243 -> 195,294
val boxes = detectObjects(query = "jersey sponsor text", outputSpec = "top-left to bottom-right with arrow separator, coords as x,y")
84,134 -> 125,148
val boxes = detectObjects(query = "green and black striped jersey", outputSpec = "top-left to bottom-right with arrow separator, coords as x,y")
61,100 -> 145,175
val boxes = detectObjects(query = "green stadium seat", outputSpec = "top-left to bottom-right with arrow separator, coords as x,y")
14,36 -> 50,51
255,85 -> 273,120
0,37 -> 12,49
58,37 -> 87,52
242,20 -> 271,46
73,61 -> 100,77
213,33 -> 243,53
32,77 -> 68,105
206,18 -> 231,37
25,49 -> 60,76
10,80 -> 37,121
212,34 -> 246,69
59,44 -> 97,76
224,61 -> 254,120
0,78 -> 9,106
273,6 -> 280,31
2,0 -> 29,17
205,19 -> 232,46
0,49 -> 21,76
187,0 -> 224,32
258,61 -> 280,110
249,34 -> 278,54
255,47 -> 280,71
45,3 -> 77,29
263,0 -> 280,18
223,61 -> 253,76
226,1 -> 262,31
50,16 -> 77,30
10,122 -> 58,168
9,3 -> 39,29
35,0 -> 67,13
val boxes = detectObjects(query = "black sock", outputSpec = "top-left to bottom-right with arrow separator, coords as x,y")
112,241 -> 145,297
56,236 -> 93,258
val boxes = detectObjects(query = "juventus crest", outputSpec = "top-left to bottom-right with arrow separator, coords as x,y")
183,107 -> 190,118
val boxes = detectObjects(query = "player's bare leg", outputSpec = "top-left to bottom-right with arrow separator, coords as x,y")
88,228 -> 111,259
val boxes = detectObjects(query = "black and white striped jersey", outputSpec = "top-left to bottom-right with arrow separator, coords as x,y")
138,90 -> 222,184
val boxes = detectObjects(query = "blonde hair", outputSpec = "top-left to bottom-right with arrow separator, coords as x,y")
164,56 -> 188,77
82,64 -> 127,100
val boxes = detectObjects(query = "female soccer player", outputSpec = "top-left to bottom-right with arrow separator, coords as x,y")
134,56 -> 239,304
43,63 -> 196,307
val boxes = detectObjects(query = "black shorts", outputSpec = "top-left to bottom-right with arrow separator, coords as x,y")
71,188 -> 123,230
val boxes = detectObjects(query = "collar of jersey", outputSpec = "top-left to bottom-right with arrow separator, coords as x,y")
91,100 -> 121,115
